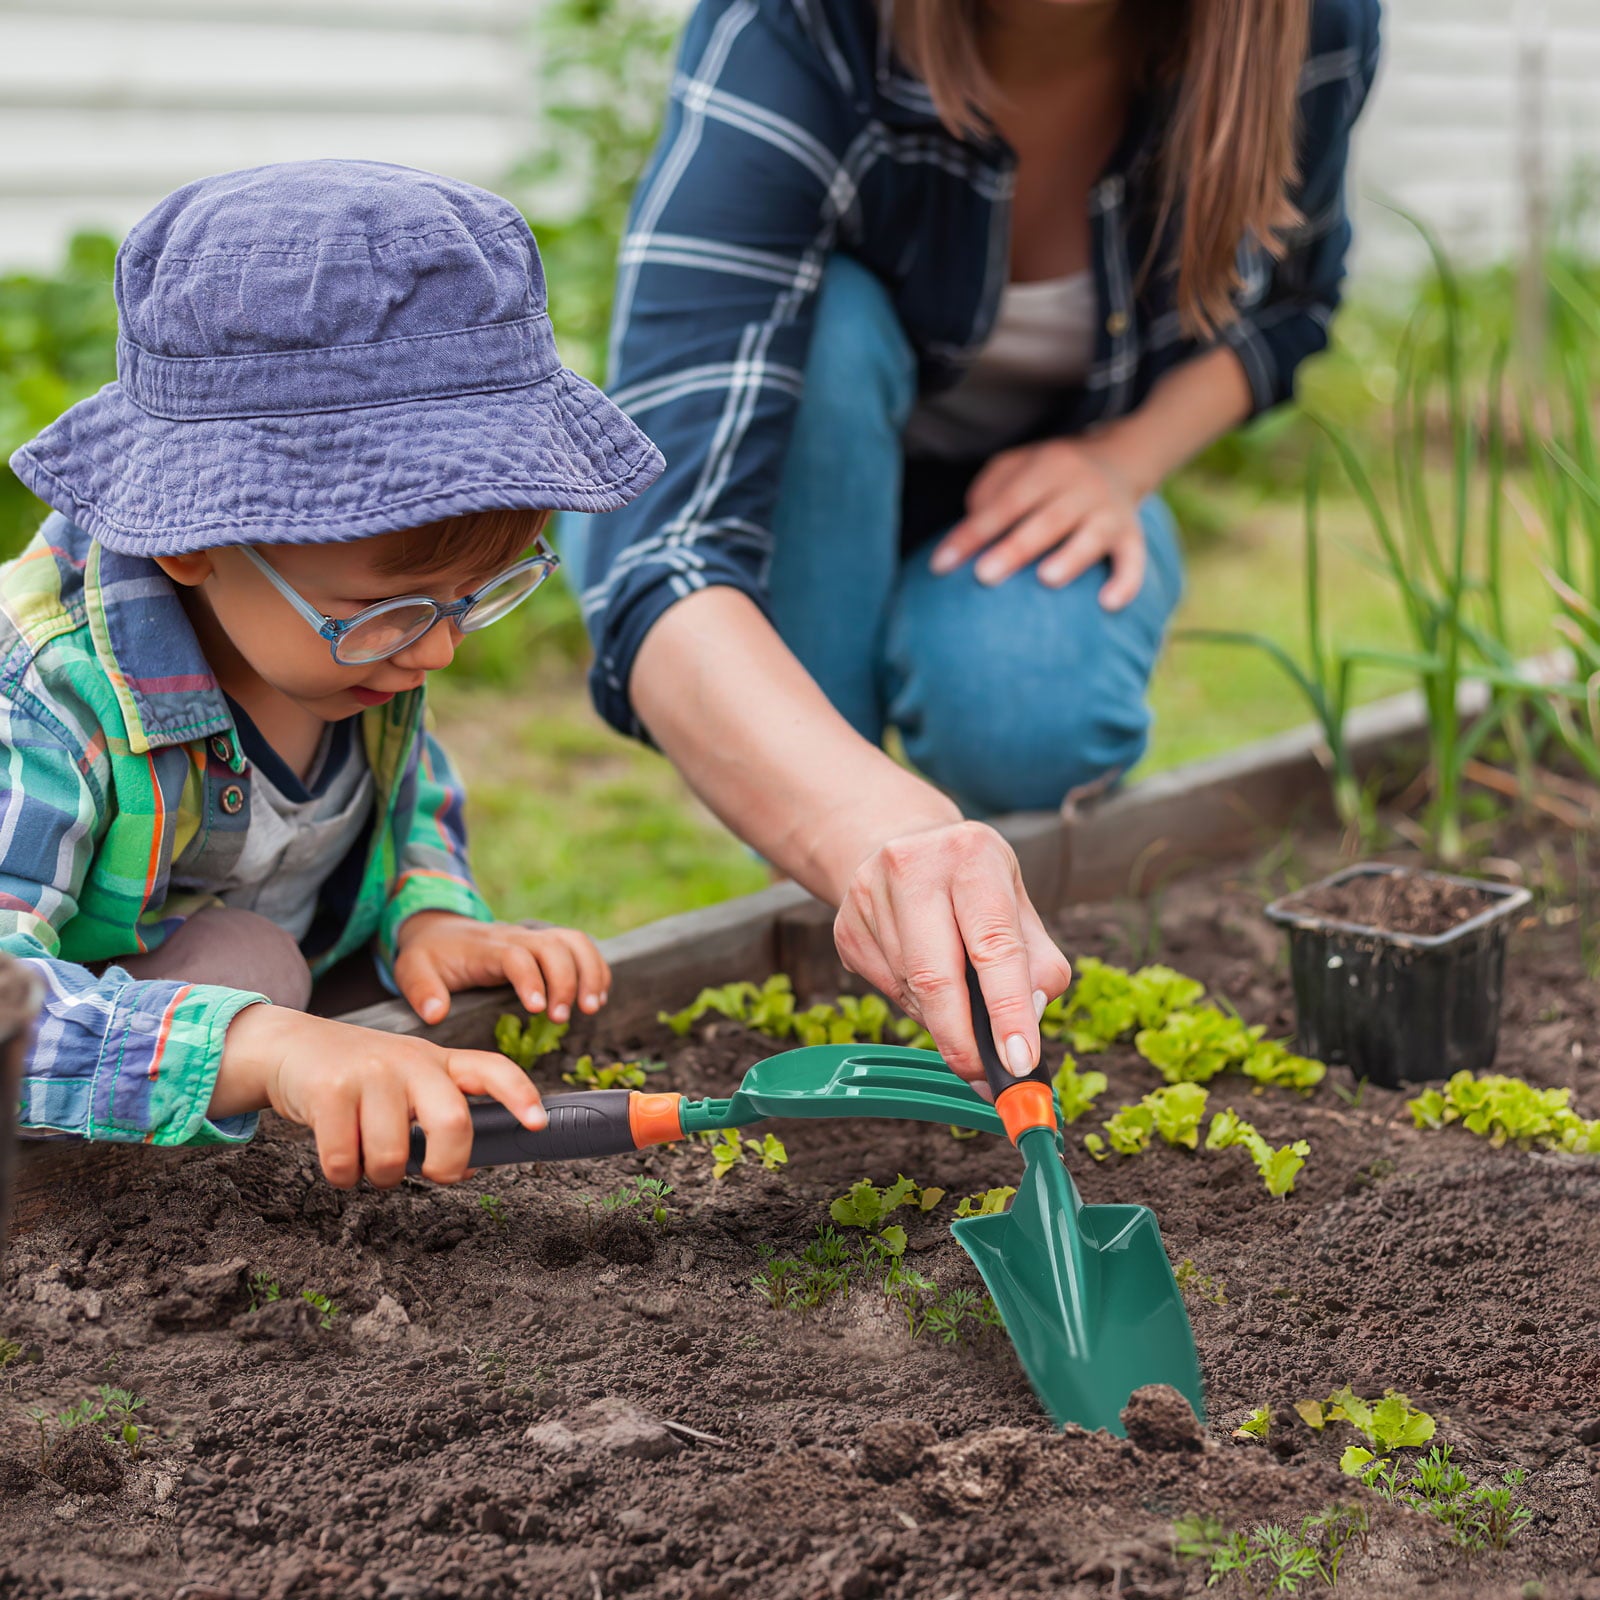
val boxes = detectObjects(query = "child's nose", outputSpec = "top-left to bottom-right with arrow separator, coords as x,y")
393,620 -> 459,673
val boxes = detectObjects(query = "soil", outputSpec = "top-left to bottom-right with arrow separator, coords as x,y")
2,825 -> 1598,1600
1279,868 -> 1499,938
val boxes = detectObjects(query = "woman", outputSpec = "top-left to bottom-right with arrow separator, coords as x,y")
565,0 -> 1380,1079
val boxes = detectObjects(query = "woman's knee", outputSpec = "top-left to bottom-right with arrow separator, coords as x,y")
886,538 -> 1176,812
798,256 -> 916,437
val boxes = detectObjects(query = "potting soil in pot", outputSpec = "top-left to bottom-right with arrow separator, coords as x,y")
1280,868 -> 1498,937
1,821 -> 1597,1600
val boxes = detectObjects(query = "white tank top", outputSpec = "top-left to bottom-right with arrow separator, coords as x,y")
903,270 -> 1096,460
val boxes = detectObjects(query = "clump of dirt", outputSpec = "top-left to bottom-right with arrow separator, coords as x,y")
1279,868 -> 1498,937
1,823 -> 1597,1599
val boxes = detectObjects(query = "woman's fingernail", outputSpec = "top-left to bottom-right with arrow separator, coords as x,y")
1004,1034 -> 1035,1077
582,993 -> 599,1012
552,1003 -> 569,1021
423,999 -> 444,1023
1033,989 -> 1048,1019
525,1107 -> 547,1129
600,990 -> 610,1005
528,992 -> 545,1012
976,562 -> 1002,586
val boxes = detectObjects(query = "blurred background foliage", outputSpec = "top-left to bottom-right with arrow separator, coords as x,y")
0,0 -> 1593,932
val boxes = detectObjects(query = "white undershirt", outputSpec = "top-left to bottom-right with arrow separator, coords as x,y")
903,270 -> 1096,460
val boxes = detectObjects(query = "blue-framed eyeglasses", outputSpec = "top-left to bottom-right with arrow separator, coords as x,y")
240,537 -> 559,665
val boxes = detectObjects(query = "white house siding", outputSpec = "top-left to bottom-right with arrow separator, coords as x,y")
1350,0 -> 1600,275
0,0 -> 536,270
0,0 -> 1598,280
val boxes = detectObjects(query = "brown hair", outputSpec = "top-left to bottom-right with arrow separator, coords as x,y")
377,505 -> 551,580
892,0 -> 1311,337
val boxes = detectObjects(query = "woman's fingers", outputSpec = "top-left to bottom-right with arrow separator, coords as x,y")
567,936 -> 611,1014
932,458 -> 1063,574
1036,512 -> 1121,591
1096,516 -> 1148,610
948,855 -> 1044,1080
974,490 -> 1094,585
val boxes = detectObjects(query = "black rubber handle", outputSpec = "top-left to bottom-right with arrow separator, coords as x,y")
965,963 -> 1054,1103
406,1089 -> 640,1174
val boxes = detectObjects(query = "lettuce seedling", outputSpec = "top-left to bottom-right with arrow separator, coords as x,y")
1233,1404 -> 1271,1440
835,993 -> 891,1042
896,1018 -> 936,1050
1042,957 -> 1139,1052
711,1129 -> 789,1178
1299,1386 -> 1436,1479
1136,1006 -> 1264,1084
1090,1083 -> 1211,1158
1241,1041 -> 1327,1093
1128,964 -> 1206,1030
561,1055 -> 664,1091
1408,1069 -> 1600,1153
496,1011 -> 569,1069
954,1186 -> 1016,1218
1053,1055 -> 1108,1124
1206,1111 -> 1311,1197
829,1175 -> 945,1252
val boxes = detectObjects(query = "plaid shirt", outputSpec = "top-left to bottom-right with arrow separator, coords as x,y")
2,514 -> 492,1147
582,0 -> 1381,737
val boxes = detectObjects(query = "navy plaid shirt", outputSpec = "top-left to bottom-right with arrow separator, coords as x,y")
583,0 -> 1382,738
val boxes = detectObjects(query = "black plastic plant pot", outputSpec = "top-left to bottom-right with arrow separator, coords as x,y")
1264,864 -> 1532,1089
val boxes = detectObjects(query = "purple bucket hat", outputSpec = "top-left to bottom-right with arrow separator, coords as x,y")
9,160 -> 664,555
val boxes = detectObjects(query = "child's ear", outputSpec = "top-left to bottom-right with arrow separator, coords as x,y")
151,552 -> 216,588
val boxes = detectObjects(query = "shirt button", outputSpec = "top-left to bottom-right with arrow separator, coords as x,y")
1106,310 -> 1129,337
220,784 -> 245,816
210,735 -> 231,763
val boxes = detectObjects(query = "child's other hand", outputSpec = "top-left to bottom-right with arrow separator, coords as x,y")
392,912 -> 611,1027
215,1008 -> 545,1188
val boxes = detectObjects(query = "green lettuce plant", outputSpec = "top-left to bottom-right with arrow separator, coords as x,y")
1409,1070 -> 1600,1152
496,1011 -> 569,1068
953,1186 -> 1016,1218
1206,1109 -> 1311,1197
1052,1055 -> 1108,1123
561,1054 -> 664,1091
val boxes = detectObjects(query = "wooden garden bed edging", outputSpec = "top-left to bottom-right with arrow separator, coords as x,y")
7,681 -> 1447,1232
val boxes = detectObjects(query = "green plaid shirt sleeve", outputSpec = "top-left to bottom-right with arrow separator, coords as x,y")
377,727 -> 494,961
0,684 -> 263,1146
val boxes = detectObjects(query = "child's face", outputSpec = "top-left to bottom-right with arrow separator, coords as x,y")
156,530 -> 504,721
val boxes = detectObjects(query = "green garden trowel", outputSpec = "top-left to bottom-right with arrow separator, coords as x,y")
417,972 -> 1203,1434
948,967 -> 1204,1434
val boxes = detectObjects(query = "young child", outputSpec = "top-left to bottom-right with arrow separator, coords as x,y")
2,160 -> 663,1189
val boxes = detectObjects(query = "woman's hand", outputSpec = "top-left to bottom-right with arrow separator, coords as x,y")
930,437 -> 1146,607
393,912 -> 611,1027
833,820 -> 1074,1088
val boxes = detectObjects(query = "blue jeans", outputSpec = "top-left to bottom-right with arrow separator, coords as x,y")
563,256 -> 1183,814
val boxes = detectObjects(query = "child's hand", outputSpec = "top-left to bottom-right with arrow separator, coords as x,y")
392,912 -> 611,1027
213,1006 -> 546,1188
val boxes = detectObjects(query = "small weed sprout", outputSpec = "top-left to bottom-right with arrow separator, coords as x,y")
1359,1443 -> 1532,1552
247,1272 -> 281,1311
751,1228 -> 854,1312
495,1010 -> 569,1070
593,1174 -> 674,1227
478,1193 -> 509,1230
1174,1502 -> 1370,1594
1174,1259 -> 1228,1305
97,1386 -> 148,1460
300,1290 -> 340,1330
0,1338 -> 22,1370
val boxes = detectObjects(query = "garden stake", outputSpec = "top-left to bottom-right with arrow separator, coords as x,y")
416,972 -> 1204,1434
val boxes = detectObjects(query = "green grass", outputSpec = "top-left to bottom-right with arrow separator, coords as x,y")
437,476 -> 1560,935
